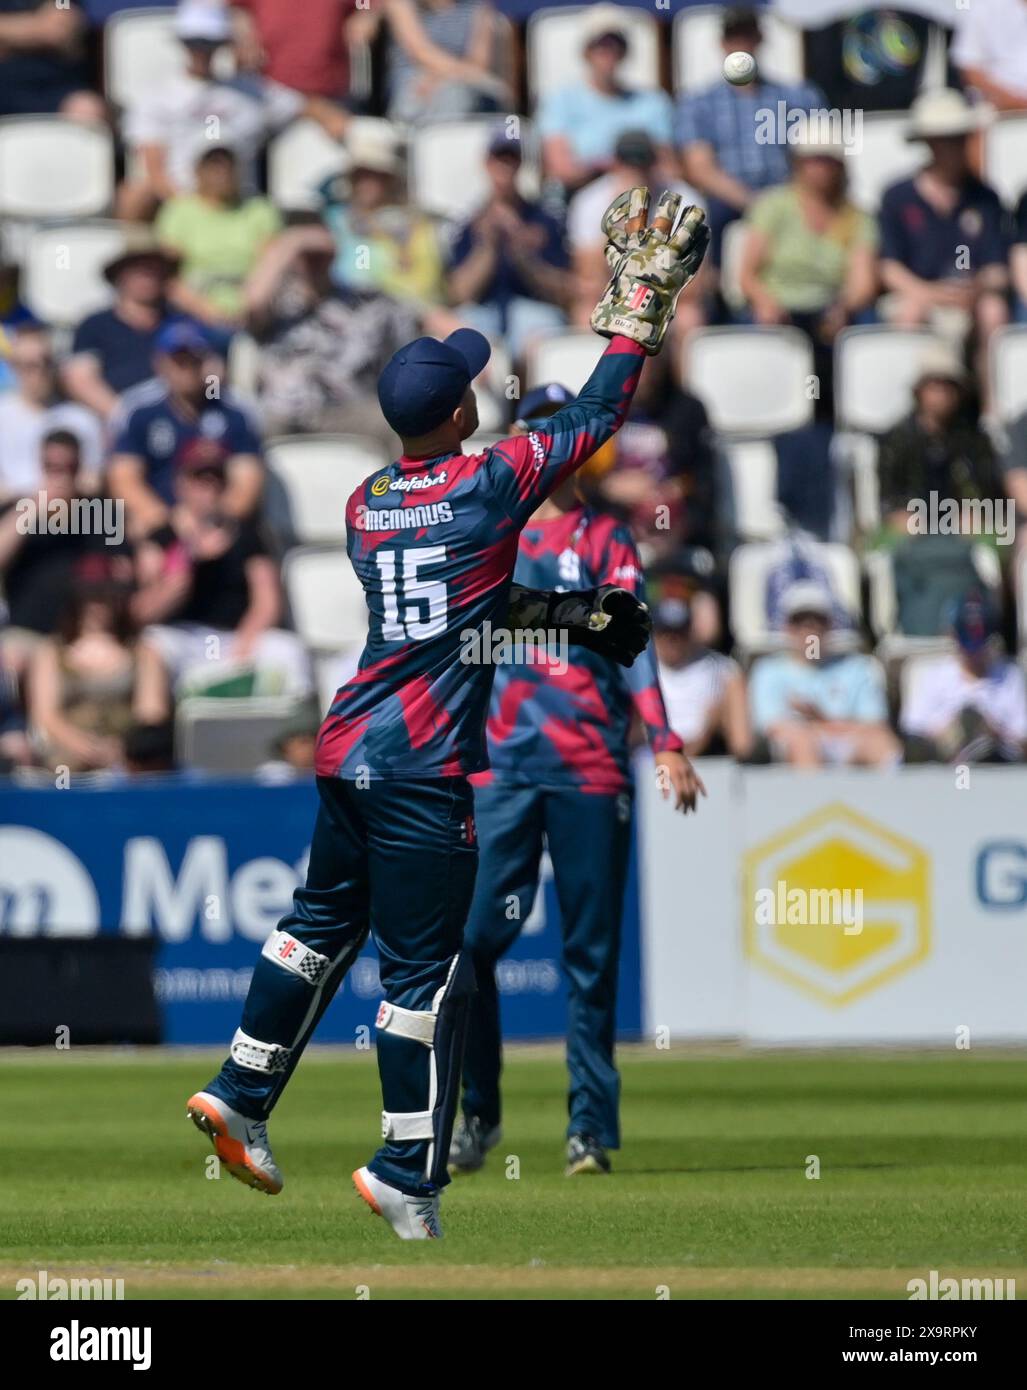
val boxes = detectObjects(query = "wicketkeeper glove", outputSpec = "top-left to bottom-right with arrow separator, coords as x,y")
508,583 -> 653,668
590,187 -> 709,355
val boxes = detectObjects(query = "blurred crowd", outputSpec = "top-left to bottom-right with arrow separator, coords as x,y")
2,0 -> 1027,778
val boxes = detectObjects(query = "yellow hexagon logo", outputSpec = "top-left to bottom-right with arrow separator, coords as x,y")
741,803 -> 931,1006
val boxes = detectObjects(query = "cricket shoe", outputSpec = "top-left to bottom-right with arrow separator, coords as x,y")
565,1134 -> 612,1177
352,1166 -> 442,1240
448,1114 -> 501,1174
186,1091 -> 283,1195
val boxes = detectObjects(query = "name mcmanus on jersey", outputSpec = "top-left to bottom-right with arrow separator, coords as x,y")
355,502 -> 454,531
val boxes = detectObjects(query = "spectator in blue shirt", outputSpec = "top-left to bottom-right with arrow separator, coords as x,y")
538,2 -> 676,191
749,581 -> 900,768
879,88 -> 1010,409
447,127 -> 570,359
108,322 -> 264,539
677,5 -> 826,264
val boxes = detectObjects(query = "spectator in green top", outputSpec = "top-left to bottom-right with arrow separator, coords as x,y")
156,147 -> 281,331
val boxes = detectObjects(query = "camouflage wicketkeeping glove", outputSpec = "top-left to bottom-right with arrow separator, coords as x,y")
590,187 -> 709,355
508,583 -> 653,668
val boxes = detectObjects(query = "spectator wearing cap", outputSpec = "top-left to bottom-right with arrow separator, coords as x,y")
879,89 -> 1009,408
749,581 -> 899,767
952,0 -> 1027,113
244,218 -> 418,444
900,593 -> 1027,762
230,0 -> 363,102
0,326 -> 103,504
383,0 -> 508,125
63,234 -> 185,420
107,322 -> 264,538
155,146 -> 281,332
653,595 -> 750,758
877,343 -> 1006,540
676,6 -> 827,265
119,2 -> 350,223
0,0 -> 105,121
133,438 -> 311,699
567,129 -> 706,335
539,3 -> 676,191
28,567 -> 170,775
319,122 -> 445,310
447,128 -> 570,359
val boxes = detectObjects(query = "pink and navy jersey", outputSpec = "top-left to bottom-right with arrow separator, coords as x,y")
474,506 -> 683,795
316,337 -> 645,781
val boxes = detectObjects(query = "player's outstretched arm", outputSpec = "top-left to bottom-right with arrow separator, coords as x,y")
507,582 -> 652,668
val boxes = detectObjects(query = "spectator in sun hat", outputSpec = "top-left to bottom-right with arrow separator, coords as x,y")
107,321 -> 264,539
676,5 -> 826,265
539,2 -> 676,191
447,123 -> 570,360
878,88 -> 1009,409
653,595 -> 750,759
749,580 -> 899,768
900,592 -> 1027,763
63,231 -> 185,419
119,0 -> 350,222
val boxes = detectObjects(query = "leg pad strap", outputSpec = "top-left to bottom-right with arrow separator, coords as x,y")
375,1000 -> 436,1046
381,1108 -> 435,1141
231,1028 -> 291,1074
261,929 -> 331,985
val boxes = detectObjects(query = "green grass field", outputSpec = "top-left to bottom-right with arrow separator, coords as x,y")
2,1047 -> 1025,1300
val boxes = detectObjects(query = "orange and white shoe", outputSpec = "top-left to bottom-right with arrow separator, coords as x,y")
186,1091 -> 283,1195
352,1165 -> 441,1240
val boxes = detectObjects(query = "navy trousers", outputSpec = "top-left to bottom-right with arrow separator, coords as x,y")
461,780 -> 633,1149
207,775 -> 478,1194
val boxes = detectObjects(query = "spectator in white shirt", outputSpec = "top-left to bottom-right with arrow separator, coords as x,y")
0,326 -> 103,503
900,593 -> 1027,762
118,2 -> 350,221
953,0 -> 1027,112
653,595 -> 751,758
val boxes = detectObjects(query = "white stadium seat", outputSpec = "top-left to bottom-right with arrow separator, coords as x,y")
104,7 -> 181,110
834,326 -> 940,434
22,220 -> 125,327
526,5 -> 659,104
408,116 -> 538,223
673,5 -> 802,94
847,111 -> 926,213
729,539 -> 862,658
266,435 -> 389,546
683,327 -> 814,437
176,696 -> 309,774
283,545 -> 368,651
985,113 -> 1027,210
267,118 -> 348,210
718,217 -> 748,313
0,117 -> 114,219
989,326 -> 1027,426
524,329 -> 601,394
723,440 -> 787,542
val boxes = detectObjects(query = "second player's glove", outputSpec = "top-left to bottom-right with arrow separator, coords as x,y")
590,187 -> 709,355
509,583 -> 653,668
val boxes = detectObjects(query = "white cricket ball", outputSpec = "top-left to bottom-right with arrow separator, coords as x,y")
723,50 -> 757,85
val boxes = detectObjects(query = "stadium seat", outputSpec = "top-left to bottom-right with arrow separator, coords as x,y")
176,696 -> 309,774
524,329 -> 602,394
846,111 -> 926,213
526,5 -> 659,104
673,5 -> 802,94
719,217 -> 748,314
267,117 -> 349,210
723,440 -> 787,542
898,650 -> 957,721
22,220 -> 125,327
865,544 -> 1002,663
283,545 -> 368,651
834,326 -> 940,434
408,116 -> 539,223
682,327 -> 815,437
266,435 -> 389,546
989,325 -> 1027,426
0,117 -> 115,219
729,539 -> 862,658
104,7 -> 181,110
985,113 -> 1027,211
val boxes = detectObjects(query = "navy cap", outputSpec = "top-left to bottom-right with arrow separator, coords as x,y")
515,382 -> 576,425
155,320 -> 211,358
377,329 -> 491,437
951,592 -> 997,653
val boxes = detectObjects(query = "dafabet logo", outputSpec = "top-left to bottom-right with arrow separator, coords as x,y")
742,804 -> 930,1006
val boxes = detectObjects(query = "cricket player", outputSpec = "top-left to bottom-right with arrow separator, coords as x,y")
449,384 -> 704,1180
185,189 -> 709,1239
